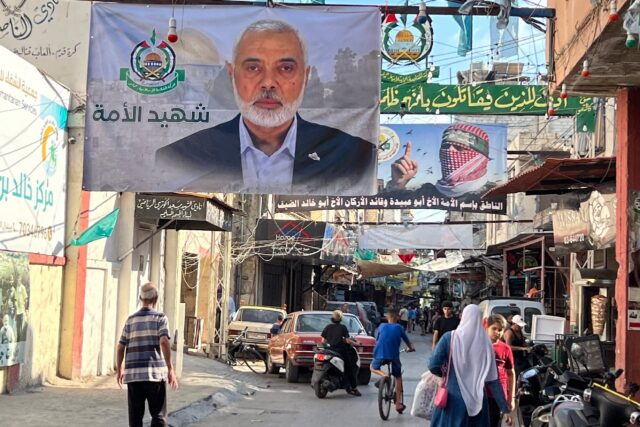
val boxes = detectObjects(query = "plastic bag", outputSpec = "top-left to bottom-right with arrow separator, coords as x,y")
411,370 -> 441,420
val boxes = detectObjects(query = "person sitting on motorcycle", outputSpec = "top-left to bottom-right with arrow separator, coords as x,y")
370,308 -> 415,414
503,314 -> 531,378
320,310 -> 361,396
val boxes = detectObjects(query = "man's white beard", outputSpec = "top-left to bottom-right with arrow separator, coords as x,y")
232,80 -> 305,128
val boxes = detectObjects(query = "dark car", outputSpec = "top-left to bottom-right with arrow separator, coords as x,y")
323,301 -> 373,335
358,301 -> 381,327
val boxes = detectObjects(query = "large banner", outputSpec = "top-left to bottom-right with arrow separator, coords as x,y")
84,4 -> 380,196
552,185 -> 616,256
0,251 -> 30,366
276,123 -> 508,213
0,46 -> 69,256
357,224 -> 475,250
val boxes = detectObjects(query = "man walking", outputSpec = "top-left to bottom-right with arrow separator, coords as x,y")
432,301 -> 460,349
116,283 -> 178,427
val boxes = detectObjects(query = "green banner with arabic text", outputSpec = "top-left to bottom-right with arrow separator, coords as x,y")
381,83 -> 593,127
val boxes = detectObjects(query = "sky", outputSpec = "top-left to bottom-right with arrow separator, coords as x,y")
283,0 -> 550,222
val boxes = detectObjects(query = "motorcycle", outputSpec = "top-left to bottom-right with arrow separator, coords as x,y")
517,343 -> 562,427
549,374 -> 640,426
311,343 -> 360,398
528,338 -> 640,427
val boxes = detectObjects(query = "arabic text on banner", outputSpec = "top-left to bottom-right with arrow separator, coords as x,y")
84,4 -> 380,196
276,123 -> 507,214
0,45 -> 70,256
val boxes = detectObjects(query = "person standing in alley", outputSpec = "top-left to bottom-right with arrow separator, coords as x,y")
399,306 -> 409,331
428,305 -> 513,427
432,300 -> 460,349
116,282 -> 178,427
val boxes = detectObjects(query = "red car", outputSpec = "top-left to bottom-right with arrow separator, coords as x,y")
266,311 -> 375,384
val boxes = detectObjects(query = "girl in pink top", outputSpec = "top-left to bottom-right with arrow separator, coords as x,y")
485,314 -> 515,427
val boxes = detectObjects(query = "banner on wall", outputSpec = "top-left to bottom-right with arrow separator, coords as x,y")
0,251 -> 30,367
552,185 -> 616,256
0,0 -> 91,93
84,4 -> 380,196
276,123 -> 508,213
0,46 -> 70,256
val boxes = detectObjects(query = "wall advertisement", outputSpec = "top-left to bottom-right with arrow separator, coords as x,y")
0,46 -> 70,256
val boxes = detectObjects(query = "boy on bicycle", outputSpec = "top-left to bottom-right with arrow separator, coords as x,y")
370,308 -> 415,413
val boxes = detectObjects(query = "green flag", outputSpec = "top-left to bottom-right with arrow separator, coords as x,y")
71,208 -> 120,246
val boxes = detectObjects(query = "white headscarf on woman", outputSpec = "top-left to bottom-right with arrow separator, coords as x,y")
451,304 -> 498,416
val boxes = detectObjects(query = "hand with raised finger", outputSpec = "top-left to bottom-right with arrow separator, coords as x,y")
389,142 -> 419,189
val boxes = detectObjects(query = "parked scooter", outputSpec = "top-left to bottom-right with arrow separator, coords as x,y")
549,374 -> 640,426
311,343 -> 360,398
528,339 -> 640,427
517,343 -> 561,427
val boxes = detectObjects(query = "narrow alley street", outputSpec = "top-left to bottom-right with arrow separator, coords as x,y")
188,331 -> 432,427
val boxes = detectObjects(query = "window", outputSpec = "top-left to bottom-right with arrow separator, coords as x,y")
524,307 -> 542,334
280,318 -> 292,333
491,306 -> 521,319
294,313 -> 363,333
237,308 -> 282,324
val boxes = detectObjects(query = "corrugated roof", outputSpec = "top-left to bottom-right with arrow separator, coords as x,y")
483,157 -> 615,198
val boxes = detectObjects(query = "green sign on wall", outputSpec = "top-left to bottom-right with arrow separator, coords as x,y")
381,83 -> 593,129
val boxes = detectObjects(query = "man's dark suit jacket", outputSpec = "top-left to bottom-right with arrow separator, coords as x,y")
155,114 -> 377,194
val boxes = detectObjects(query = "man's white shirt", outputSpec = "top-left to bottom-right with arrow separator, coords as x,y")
239,116 -> 297,193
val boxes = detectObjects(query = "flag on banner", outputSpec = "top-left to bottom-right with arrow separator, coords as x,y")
490,14 -> 519,59
490,18 -> 519,59
71,209 -> 120,246
448,1 -> 473,56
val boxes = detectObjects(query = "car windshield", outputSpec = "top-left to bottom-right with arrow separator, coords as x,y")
325,302 -> 357,315
236,308 -> 281,324
295,313 -> 363,333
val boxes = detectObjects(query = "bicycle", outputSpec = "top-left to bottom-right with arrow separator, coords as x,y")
376,348 -> 411,421
226,327 -> 267,374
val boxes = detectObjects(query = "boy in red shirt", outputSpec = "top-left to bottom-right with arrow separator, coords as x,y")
485,314 -> 515,427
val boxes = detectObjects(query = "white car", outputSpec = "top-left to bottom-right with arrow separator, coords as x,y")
478,297 -> 545,338
227,306 -> 287,353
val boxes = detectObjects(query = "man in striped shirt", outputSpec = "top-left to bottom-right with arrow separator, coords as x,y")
117,282 -> 178,426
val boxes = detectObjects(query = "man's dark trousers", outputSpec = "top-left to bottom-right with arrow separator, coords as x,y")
127,381 -> 167,427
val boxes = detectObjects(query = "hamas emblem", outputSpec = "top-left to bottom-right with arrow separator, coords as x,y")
119,29 -> 185,95
382,12 -> 433,68
378,126 -> 401,162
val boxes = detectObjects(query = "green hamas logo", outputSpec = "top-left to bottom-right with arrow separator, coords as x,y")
119,29 -> 185,95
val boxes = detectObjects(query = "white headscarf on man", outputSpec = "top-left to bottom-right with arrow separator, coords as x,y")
452,304 -> 498,416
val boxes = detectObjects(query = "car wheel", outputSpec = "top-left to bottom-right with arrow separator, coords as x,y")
285,357 -> 299,383
357,368 -> 371,386
267,353 -> 280,374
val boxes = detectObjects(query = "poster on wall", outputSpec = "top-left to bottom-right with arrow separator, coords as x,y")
552,185 -> 616,256
276,122 -> 508,213
0,0 -> 91,93
629,287 -> 640,331
0,46 -> 70,256
0,251 -> 29,367
84,4 -> 380,196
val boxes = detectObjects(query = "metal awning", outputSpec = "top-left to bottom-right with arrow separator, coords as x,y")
483,157 -> 616,198
485,232 -> 554,256
356,261 -> 416,279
